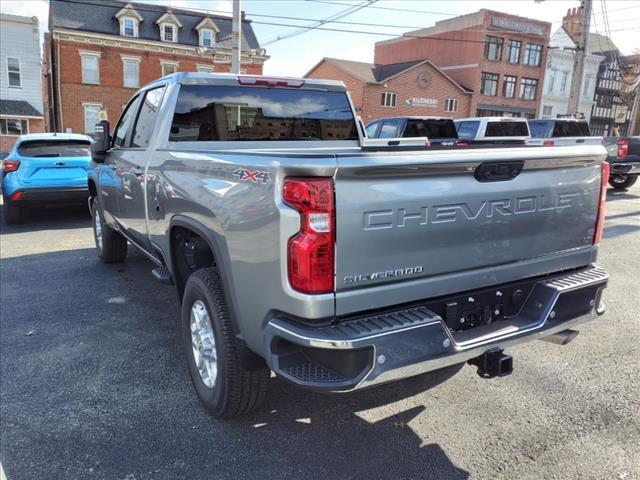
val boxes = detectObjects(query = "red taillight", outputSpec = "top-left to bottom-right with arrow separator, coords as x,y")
3,159 -> 20,173
283,177 -> 335,294
543,140 -> 555,146
593,161 -> 610,245
237,75 -> 305,88
10,191 -> 23,201
617,139 -> 629,159
455,141 -> 468,147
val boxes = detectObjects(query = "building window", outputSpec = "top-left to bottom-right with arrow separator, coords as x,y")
444,98 -> 458,112
200,29 -> 214,47
161,61 -> 178,76
196,65 -> 214,73
547,70 -> 556,93
0,118 -> 28,135
7,57 -> 21,87
122,57 -> 140,88
161,24 -> 176,42
80,52 -> 100,84
121,17 -> 138,37
83,103 -> 102,133
484,36 -> 503,61
560,71 -> 569,93
480,72 -> 499,96
543,105 -> 553,116
507,40 -> 521,64
503,75 -> 517,98
381,92 -> 397,107
583,76 -> 591,96
520,78 -> 538,100
523,44 -> 543,67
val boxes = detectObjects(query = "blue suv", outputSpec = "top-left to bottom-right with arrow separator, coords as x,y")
2,133 -> 92,224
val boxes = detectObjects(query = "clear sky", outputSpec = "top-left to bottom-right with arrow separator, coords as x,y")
2,0 -> 639,76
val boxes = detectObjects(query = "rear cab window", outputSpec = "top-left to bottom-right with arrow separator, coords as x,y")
552,121 -> 589,137
455,121 -> 480,140
404,119 -> 457,139
17,141 -> 90,157
169,85 -> 358,141
528,121 -> 551,138
485,121 -> 529,137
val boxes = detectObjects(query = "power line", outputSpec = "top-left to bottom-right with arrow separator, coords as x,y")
305,0 -> 458,16
262,0 -> 378,46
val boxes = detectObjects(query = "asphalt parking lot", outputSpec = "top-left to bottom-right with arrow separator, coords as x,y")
1,186 -> 639,480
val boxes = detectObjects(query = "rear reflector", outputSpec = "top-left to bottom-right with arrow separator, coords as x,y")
237,75 -> 305,88
617,139 -> 629,159
593,161 -> 610,245
2,159 -> 20,173
10,191 -> 24,201
283,178 -> 335,294
543,140 -> 555,146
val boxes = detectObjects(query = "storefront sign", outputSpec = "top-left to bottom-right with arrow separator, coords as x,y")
613,104 -> 628,123
405,97 -> 438,108
491,17 -> 544,36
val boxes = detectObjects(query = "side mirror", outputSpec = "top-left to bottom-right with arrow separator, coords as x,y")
91,120 -> 110,163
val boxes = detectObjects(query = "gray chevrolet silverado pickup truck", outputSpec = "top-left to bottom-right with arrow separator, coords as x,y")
88,73 -> 610,419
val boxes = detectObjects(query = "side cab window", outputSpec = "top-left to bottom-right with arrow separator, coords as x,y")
379,119 -> 400,138
113,94 -> 142,148
131,86 -> 167,148
365,121 -> 380,138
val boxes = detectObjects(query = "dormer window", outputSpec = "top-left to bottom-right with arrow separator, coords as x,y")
162,23 -> 176,42
156,12 -> 182,44
115,4 -> 143,38
201,29 -> 214,47
121,17 -> 138,37
195,17 -> 220,49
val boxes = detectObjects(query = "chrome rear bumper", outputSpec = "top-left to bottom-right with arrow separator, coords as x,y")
263,266 -> 608,391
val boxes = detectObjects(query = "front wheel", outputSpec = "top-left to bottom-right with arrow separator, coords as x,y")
609,175 -> 638,190
182,268 -> 270,418
91,199 -> 127,263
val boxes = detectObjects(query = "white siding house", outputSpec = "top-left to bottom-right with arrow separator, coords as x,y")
0,13 -> 45,150
540,28 -> 603,121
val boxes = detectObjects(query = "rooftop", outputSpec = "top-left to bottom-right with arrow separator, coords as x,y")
49,0 -> 261,51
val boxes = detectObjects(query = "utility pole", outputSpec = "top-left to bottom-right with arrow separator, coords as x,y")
567,0 -> 592,116
231,0 -> 242,74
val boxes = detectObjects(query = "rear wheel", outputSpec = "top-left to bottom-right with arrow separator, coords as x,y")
91,200 -> 127,263
3,203 -> 26,225
609,175 -> 637,190
182,268 -> 270,418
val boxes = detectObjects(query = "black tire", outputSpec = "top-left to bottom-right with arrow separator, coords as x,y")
182,268 -> 269,418
91,199 -> 127,263
3,203 -> 26,225
609,175 -> 638,190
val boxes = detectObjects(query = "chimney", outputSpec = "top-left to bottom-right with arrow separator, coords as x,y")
562,6 -> 582,43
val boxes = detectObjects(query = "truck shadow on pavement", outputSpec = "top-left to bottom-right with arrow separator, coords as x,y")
0,245 -> 470,480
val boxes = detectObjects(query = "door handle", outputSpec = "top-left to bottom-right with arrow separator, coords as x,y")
55,161 -> 66,166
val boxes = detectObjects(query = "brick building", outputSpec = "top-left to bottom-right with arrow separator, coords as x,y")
0,14 -> 45,152
374,9 -> 551,118
44,0 -> 268,135
305,57 -> 472,123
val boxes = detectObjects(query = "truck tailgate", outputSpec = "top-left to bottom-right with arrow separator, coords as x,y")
333,145 -> 606,312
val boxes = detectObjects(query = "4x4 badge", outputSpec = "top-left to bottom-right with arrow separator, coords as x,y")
233,168 -> 271,184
